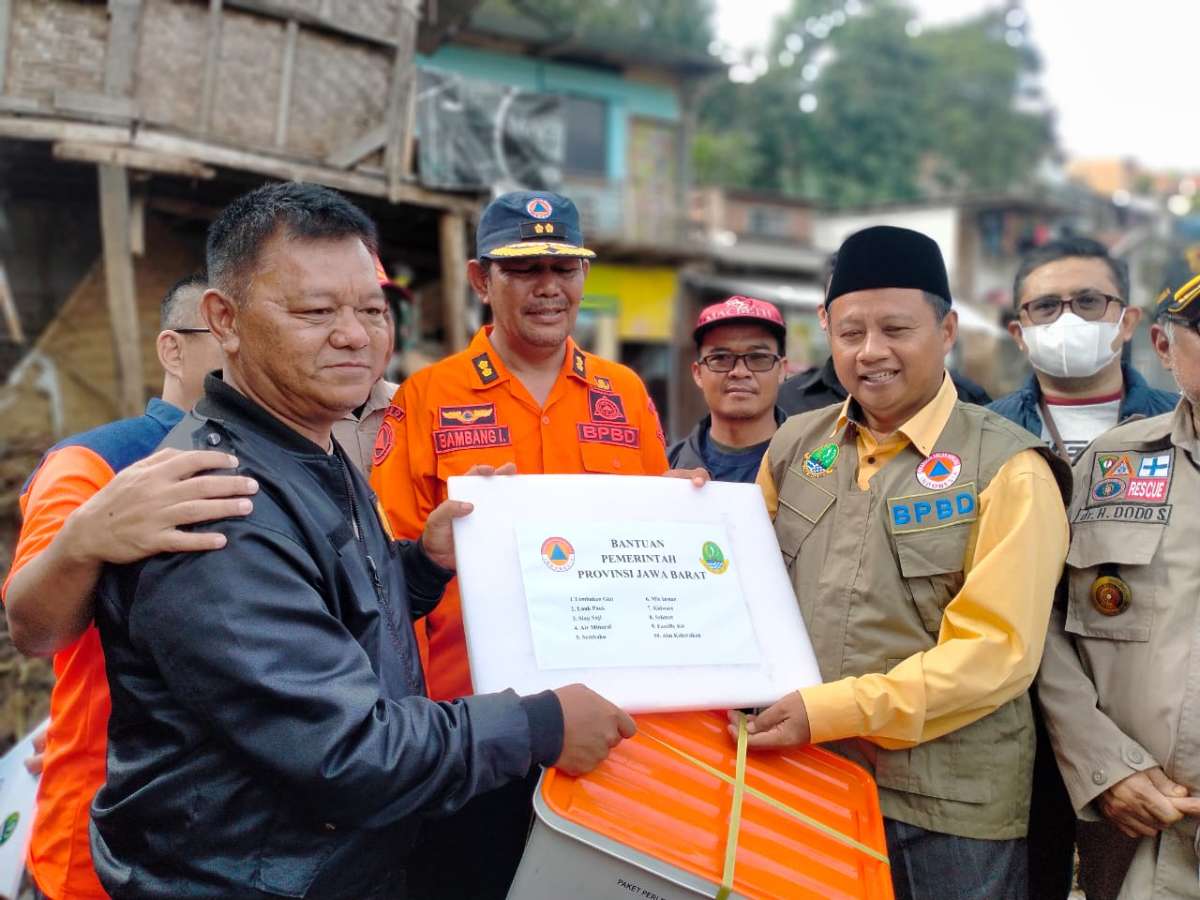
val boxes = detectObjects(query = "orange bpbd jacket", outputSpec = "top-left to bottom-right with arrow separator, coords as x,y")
371,328 -> 669,700
2,399 -> 184,900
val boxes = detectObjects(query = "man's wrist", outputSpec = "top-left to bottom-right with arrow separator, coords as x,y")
58,503 -> 102,568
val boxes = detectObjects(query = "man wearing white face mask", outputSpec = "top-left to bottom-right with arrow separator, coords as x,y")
991,237 -> 1177,464
990,235 -> 1177,900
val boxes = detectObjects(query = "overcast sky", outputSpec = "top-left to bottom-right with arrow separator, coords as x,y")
713,0 -> 1197,172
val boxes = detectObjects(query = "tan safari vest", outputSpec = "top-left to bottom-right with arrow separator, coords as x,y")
1044,403 -> 1200,897
768,400 -> 1068,839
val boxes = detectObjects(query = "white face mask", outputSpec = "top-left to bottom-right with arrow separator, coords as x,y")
1020,310 -> 1124,379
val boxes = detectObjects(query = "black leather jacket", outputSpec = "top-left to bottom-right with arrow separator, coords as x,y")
91,375 -> 562,899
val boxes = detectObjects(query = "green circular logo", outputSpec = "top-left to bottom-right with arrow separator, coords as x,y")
700,541 -> 729,574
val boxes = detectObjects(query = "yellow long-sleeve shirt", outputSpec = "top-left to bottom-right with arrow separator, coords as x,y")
757,376 -> 1069,748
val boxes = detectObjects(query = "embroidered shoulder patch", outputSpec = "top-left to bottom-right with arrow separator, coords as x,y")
1075,447 -> 1174,525
472,353 -> 498,384
372,420 -> 394,466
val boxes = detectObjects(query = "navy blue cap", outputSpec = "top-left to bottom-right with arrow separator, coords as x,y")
1155,246 -> 1200,323
476,191 -> 595,260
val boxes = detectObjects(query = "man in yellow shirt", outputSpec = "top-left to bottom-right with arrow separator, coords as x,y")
745,225 -> 1070,899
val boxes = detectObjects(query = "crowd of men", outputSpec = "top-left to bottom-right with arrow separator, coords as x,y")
2,180 -> 1198,900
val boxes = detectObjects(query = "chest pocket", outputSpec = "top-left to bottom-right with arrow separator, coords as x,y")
1065,523 -> 1163,642
578,435 -> 647,475
435,446 -> 518,483
893,527 -> 969,634
774,469 -> 835,565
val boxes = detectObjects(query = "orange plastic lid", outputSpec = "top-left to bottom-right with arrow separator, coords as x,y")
541,711 -> 892,900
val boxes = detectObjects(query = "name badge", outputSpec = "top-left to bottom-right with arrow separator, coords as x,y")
887,483 -> 978,535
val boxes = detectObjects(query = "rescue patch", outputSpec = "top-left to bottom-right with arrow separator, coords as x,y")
1124,477 -> 1169,502
1096,453 -> 1133,479
593,375 -> 613,392
572,347 -> 587,379
372,420 -> 394,466
588,389 -> 627,423
915,451 -> 962,491
1091,477 -> 1126,502
1090,575 -> 1131,616
472,353 -> 499,384
439,403 -> 497,427
801,442 -> 839,478
577,422 -> 639,448
384,403 -> 405,423
887,483 -> 978,534
433,425 -> 512,454
1073,503 -> 1172,525
1136,453 -> 1171,479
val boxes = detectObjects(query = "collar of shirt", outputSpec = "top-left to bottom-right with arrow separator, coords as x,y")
340,378 -> 398,423
1170,397 -> 1200,462
465,326 -> 588,392
832,371 -> 959,456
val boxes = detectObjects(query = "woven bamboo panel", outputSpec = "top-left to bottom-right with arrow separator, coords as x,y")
136,0 -> 210,131
286,27 -> 389,159
6,0 -> 107,102
210,8 -> 286,150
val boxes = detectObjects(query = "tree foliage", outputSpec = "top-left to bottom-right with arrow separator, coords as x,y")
695,0 -> 1056,205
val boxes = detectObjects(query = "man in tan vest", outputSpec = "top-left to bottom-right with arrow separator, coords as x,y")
745,225 -> 1070,899
1037,271 -> 1200,898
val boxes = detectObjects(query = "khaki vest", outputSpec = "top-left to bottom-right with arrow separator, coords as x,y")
768,400 -> 1069,839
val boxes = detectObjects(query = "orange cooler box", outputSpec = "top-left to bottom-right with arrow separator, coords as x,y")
508,711 -> 892,900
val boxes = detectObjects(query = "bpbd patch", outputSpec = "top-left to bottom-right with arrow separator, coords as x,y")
915,451 -> 961,490
888,483 -> 978,534
577,422 -> 639,448
588,389 -> 627,423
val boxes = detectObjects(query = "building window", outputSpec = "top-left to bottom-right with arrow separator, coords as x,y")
564,95 -> 608,178
745,205 -> 792,240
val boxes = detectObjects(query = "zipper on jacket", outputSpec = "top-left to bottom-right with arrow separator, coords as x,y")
334,454 -> 408,657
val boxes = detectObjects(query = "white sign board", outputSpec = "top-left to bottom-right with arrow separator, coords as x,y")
450,475 -> 821,712
0,720 -> 43,900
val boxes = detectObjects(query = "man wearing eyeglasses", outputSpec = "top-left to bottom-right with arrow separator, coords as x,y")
668,296 -> 788,482
991,237 -> 1177,465
989,236 -> 1177,900
1035,269 -> 1200,899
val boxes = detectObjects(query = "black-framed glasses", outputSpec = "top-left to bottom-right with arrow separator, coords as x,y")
1018,291 -> 1125,325
172,327 -> 211,335
698,351 -> 782,373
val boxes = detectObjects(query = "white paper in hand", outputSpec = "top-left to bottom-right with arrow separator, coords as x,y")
449,474 -> 820,712
0,719 -> 43,900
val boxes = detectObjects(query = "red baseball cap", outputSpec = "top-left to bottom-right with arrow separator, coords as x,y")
693,296 -> 786,348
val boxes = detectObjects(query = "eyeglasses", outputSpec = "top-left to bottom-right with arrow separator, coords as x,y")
1018,291 -> 1124,325
698,351 -> 782,373
172,327 -> 211,335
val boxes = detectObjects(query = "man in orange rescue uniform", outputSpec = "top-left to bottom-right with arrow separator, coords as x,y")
372,190 -> 671,897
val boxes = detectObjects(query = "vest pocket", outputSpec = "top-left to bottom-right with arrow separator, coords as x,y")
893,526 -> 969,633
1064,523 -> 1162,642
775,472 -> 835,563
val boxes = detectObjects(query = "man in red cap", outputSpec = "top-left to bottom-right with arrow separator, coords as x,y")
669,296 -> 788,482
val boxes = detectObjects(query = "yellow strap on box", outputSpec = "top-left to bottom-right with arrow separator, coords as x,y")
639,721 -> 890,897
714,712 -> 749,900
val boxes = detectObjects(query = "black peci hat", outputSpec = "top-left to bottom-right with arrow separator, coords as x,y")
826,225 -> 952,308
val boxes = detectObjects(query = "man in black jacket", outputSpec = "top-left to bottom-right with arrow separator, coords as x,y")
91,182 -> 633,899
